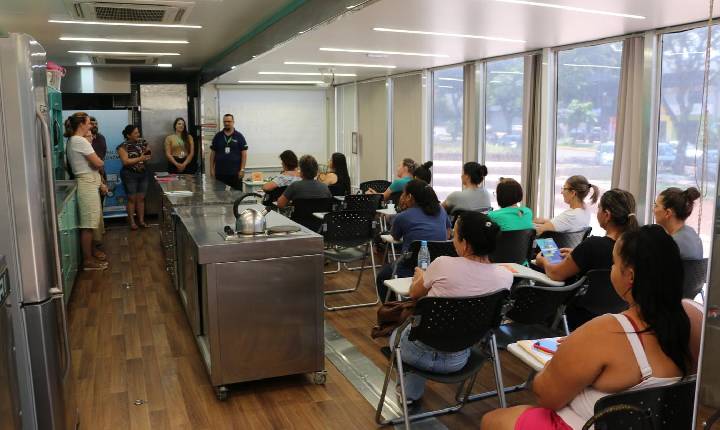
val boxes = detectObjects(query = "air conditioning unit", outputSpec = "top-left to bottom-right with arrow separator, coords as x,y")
91,55 -> 158,65
65,1 -> 194,24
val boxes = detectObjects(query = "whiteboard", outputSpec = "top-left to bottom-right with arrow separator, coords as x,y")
218,87 -> 328,168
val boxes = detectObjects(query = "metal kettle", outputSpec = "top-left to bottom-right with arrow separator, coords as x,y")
233,193 -> 269,235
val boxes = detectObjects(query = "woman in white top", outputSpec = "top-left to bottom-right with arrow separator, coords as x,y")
481,225 -> 699,430
262,150 -> 301,193
535,175 -> 598,235
65,112 -> 108,271
653,187 -> 704,260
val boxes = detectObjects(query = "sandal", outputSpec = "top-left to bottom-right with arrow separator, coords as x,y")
130,223 -> 139,230
138,222 -> 148,228
93,250 -> 107,261
83,261 -> 108,271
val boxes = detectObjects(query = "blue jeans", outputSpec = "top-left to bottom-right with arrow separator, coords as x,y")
390,325 -> 470,401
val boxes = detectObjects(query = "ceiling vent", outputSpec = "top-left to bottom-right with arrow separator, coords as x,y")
91,55 -> 158,65
65,1 -> 194,24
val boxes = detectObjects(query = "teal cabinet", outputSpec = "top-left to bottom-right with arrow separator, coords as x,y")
56,181 -> 80,303
48,88 -> 66,180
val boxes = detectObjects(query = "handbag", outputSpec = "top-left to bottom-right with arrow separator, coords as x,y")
371,299 -> 416,338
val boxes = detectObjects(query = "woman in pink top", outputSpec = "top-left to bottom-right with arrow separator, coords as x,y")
481,225 -> 698,430
391,212 -> 513,404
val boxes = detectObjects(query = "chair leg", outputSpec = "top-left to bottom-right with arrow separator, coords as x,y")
490,334 -> 508,408
324,242 -> 381,311
323,261 -> 341,275
561,314 -> 570,336
375,348 -> 397,425
395,351 -> 411,430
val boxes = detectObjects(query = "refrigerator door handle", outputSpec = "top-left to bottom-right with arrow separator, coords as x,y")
36,110 -> 63,291
50,288 -> 71,382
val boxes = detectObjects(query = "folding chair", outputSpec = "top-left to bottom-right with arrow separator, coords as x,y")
538,226 -> 592,249
566,269 -> 628,331
290,198 -> 335,232
682,258 -> 708,300
490,229 -> 536,264
360,180 -> 391,194
376,290 -> 511,429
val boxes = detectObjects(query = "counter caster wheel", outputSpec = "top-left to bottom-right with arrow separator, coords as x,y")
214,386 -> 229,401
312,371 -> 327,385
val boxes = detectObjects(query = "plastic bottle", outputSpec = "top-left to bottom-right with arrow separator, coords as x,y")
418,240 -> 430,270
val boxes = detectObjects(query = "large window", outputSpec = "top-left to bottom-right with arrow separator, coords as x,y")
554,42 -> 623,233
484,57 -> 525,198
654,27 -> 719,256
432,67 -> 464,201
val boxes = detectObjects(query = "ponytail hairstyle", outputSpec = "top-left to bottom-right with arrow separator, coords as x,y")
463,162 -> 489,185
413,161 -> 433,183
616,225 -> 690,376
659,187 -> 701,221
122,124 -> 139,140
402,158 -> 418,175
63,112 -> 89,137
456,211 -> 500,256
566,175 -> 599,204
599,188 -> 639,233
330,152 -> 351,195
404,179 -> 440,216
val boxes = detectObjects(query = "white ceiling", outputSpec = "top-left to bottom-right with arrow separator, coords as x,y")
218,0 -> 720,85
0,0 -> 289,70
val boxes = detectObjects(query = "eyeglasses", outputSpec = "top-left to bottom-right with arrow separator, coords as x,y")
561,187 -> 573,192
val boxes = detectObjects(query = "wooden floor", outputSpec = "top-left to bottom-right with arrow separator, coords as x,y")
67,223 -> 537,429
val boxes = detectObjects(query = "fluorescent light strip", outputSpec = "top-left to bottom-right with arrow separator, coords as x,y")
562,63 -> 620,69
493,0 -> 645,20
259,71 -> 357,77
438,77 -> 463,82
237,80 -> 324,84
60,36 -> 188,44
157,64 -> 172,68
438,85 -> 454,89
285,61 -> 396,69
30,52 -> 46,57
489,71 -> 523,75
68,50 -> 180,56
373,27 -> 525,43
76,62 -> 92,66
320,47 -> 448,58
49,19 -> 202,29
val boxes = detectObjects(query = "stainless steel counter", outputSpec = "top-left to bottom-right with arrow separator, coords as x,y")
160,177 -> 326,400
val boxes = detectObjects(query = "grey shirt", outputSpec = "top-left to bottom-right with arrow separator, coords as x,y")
673,225 -> 704,260
444,187 -> 493,213
282,179 -> 332,201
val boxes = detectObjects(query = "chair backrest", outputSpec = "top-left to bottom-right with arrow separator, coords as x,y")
322,210 -> 376,247
359,180 -> 391,194
404,240 -> 458,270
572,269 -> 628,316
262,186 -> 287,205
504,278 -> 586,326
585,378 -> 696,430
388,191 -> 403,204
490,229 -> 537,264
290,198 -> 335,232
539,227 -> 592,249
408,290 -> 510,352
682,258 -> 708,299
343,194 -> 383,212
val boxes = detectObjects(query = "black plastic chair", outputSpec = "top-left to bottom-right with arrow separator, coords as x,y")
360,180 -> 391,194
262,185 -> 287,205
376,290 -> 511,429
388,191 -> 403,204
682,258 -> 708,300
490,229 -> 537,264
343,194 -> 383,212
290,198 -> 335,232
567,269 -> 628,331
322,211 -> 380,311
394,240 -> 457,276
538,227 -> 592,249
582,377 -> 696,430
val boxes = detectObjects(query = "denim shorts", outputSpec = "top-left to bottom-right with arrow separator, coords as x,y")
120,168 -> 150,196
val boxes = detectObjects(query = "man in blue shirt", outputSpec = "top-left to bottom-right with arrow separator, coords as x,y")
210,113 -> 248,189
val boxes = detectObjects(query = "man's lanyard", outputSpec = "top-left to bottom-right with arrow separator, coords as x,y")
224,133 -> 234,148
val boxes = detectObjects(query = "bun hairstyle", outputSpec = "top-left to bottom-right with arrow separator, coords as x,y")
402,158 -> 418,175
122,124 -> 139,140
566,175 -> 600,204
413,161 -> 433,183
616,225 -> 690,376
659,187 -> 701,221
463,162 -> 489,185
63,112 -> 89,137
456,211 -> 500,256
404,179 -> 440,216
599,188 -> 639,233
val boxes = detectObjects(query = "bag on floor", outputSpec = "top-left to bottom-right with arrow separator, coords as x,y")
371,299 -> 416,338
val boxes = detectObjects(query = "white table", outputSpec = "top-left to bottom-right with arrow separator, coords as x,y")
377,207 -> 398,257
334,195 -> 345,202
507,343 -> 546,372
313,212 -> 329,220
383,263 -> 565,300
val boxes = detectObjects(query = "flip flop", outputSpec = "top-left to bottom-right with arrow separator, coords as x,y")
130,224 -> 139,230
83,261 -> 108,271
93,251 -> 107,261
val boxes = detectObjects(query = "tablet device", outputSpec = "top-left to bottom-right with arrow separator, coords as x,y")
536,238 -> 563,264
533,338 -> 559,355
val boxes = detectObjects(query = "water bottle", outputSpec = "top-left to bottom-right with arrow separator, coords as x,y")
418,240 -> 430,270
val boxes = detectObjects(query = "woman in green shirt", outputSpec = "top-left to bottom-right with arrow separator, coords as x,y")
488,178 -> 533,231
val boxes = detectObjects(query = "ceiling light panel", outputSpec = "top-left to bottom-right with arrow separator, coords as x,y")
237,80 -> 324,84
60,37 -> 188,44
373,27 -> 525,43
76,62 -> 92,66
284,61 -> 396,68
492,0 -> 646,19
49,19 -> 202,28
319,48 -> 448,58
69,50 -> 180,56
259,72 -> 357,77
157,64 -> 173,67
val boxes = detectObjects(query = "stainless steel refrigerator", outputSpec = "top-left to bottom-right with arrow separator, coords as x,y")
0,33 -> 76,430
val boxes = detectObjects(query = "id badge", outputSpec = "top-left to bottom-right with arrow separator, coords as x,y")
224,147 -> 230,154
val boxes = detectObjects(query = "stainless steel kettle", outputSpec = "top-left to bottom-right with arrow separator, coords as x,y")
233,193 -> 269,235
